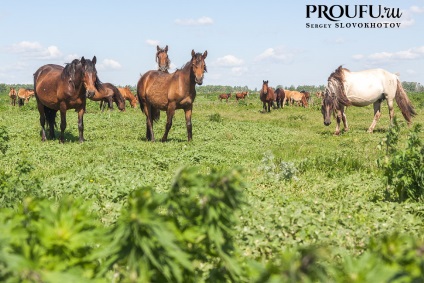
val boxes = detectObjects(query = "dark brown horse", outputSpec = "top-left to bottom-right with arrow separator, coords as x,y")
137,49 -> 208,142
91,82 -> 126,111
33,56 -> 102,142
274,88 -> 285,108
235,91 -> 248,100
8,87 -> 17,106
260,80 -> 275,112
156,45 -> 170,72
218,93 -> 231,102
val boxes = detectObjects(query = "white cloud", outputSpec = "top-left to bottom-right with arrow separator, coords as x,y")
410,6 -> 424,13
101,59 -> 122,70
355,46 -> 424,64
231,67 -> 248,76
146,39 -> 160,46
255,46 -> 300,63
214,55 -> 244,67
175,16 -> 213,26
7,41 -> 62,60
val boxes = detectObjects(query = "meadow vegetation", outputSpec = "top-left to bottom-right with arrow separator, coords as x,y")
0,90 -> 424,282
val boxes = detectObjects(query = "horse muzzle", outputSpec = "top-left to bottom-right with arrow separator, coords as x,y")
86,90 -> 95,98
324,121 -> 331,126
195,76 -> 204,85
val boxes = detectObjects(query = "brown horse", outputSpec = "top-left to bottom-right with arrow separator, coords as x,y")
137,49 -> 208,142
260,80 -> 275,112
8,87 -> 17,106
274,88 -> 285,108
118,86 -> 137,108
219,93 -> 231,102
17,88 -> 35,105
91,82 -> 126,112
300,90 -> 310,102
33,56 -> 102,143
235,91 -> 248,100
156,45 -> 170,72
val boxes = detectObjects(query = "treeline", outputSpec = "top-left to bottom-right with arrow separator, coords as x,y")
1,82 -> 423,95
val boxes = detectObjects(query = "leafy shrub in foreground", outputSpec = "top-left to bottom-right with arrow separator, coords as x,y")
0,126 -> 9,155
379,121 -> 424,202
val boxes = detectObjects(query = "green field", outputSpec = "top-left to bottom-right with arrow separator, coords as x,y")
1,91 -> 424,282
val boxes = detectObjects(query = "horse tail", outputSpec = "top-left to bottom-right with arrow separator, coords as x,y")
395,79 -> 416,124
44,106 -> 57,129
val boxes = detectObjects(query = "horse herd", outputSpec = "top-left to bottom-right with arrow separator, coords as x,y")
6,45 -> 418,142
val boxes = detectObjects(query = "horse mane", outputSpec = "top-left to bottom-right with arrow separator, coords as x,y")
61,59 -> 79,81
328,65 -> 351,106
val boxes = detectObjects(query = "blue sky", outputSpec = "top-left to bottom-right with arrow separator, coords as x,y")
1,0 -> 423,90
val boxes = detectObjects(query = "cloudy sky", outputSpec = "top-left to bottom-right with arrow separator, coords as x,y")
1,0 -> 423,89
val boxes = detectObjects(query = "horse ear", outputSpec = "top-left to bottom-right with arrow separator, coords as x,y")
81,56 -> 86,65
191,49 -> 195,57
202,50 -> 208,59
92,56 -> 97,64
157,45 -> 160,51
165,45 -> 168,52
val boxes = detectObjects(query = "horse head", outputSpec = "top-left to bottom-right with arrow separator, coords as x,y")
321,87 -> 336,126
262,80 -> 269,94
80,56 -> 100,98
156,45 -> 170,72
191,50 -> 207,85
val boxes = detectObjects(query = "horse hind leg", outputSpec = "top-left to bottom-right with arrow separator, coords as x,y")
162,105 -> 175,142
368,100 -> 382,133
37,103 -> 47,141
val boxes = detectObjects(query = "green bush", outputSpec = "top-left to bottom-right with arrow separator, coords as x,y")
379,121 -> 424,202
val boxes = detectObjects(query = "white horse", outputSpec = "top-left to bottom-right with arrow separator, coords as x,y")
322,66 -> 416,135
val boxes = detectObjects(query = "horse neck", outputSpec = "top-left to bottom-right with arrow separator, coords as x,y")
179,61 -> 196,93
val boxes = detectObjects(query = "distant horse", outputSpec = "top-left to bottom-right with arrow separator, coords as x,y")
235,91 -> 248,100
274,88 -> 285,108
8,87 -> 17,106
283,90 -> 308,107
219,93 -> 231,102
300,90 -> 310,102
17,88 -> 35,106
33,56 -> 102,142
322,65 -> 416,135
156,45 -> 170,72
315,90 -> 324,99
118,86 -> 137,108
91,82 -> 126,111
137,49 -> 207,142
260,80 -> 275,112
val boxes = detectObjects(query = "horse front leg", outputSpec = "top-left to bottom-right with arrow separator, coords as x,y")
59,106 -> 67,143
368,101 -> 382,133
184,106 -> 193,142
77,108 -> 85,143
162,104 -> 176,142
335,110 -> 342,135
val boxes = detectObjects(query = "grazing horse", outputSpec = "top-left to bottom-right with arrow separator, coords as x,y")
91,82 -> 126,112
118,86 -> 137,108
283,90 -> 308,107
156,45 -> 170,72
219,93 -> 231,102
17,88 -> 35,106
33,56 -> 102,143
300,90 -> 310,102
235,91 -> 248,100
137,49 -> 208,142
315,90 -> 324,99
260,80 -> 275,112
274,88 -> 285,108
322,65 -> 416,135
8,87 -> 17,106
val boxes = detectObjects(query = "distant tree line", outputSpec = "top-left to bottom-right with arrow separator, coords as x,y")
1,82 -> 423,95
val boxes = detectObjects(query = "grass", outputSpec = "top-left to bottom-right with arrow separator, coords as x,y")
1,91 -> 424,257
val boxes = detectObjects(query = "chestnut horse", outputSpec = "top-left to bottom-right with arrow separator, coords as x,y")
283,90 -> 308,107
91,82 -> 126,112
118,86 -> 137,108
17,88 -> 35,105
274,88 -> 285,108
235,91 -> 248,100
137,50 -> 207,142
8,87 -> 17,106
260,80 -> 275,112
219,93 -> 231,102
156,45 -> 170,72
33,56 -> 102,142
